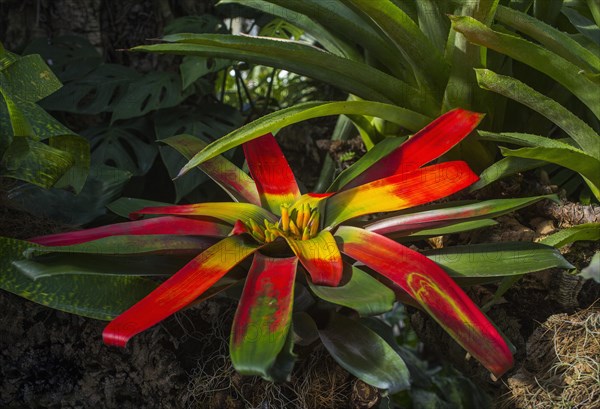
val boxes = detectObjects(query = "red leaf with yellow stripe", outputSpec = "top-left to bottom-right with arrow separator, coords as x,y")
334,226 -> 513,378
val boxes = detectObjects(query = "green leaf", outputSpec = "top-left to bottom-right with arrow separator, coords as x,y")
533,0 -> 563,25
0,236 -> 158,320
50,134 -> 90,193
308,264 -> 395,316
0,54 -> 62,103
470,156 -> 545,191
177,100 -> 430,173
27,235 -> 214,257
180,56 -> 229,90
495,5 -> 600,72
1,137 -> 73,188
475,70 -> 600,158
219,0 -> 361,60
500,145 -> 600,199
84,119 -> 158,176
247,0 -> 412,79
424,242 -> 574,277
562,7 -> 600,46
540,223 -> 600,247
107,197 -> 172,219
450,15 -> 600,119
342,0 -> 448,93
319,313 -> 410,393
41,64 -> 140,114
8,165 -> 131,225
407,219 -> 498,238
111,71 -> 193,122
415,0 -> 450,53
23,36 -> 102,82
132,34 -> 437,114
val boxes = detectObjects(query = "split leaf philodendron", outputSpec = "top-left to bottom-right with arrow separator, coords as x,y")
0,109 -> 573,389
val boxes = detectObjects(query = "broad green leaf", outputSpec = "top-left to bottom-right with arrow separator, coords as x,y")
178,100 -> 430,173
84,119 -> 158,176
8,165 -> 131,225
451,15 -> 600,118
0,54 -> 61,102
540,223 -> 600,247
0,86 -> 35,137
562,7 -> 600,46
4,97 -> 73,139
470,156 -> 545,191
308,264 -> 395,316
0,236 -> 159,320
23,36 -> 102,82
1,137 -> 73,188
41,64 -> 140,114
218,0 -> 361,60
50,134 -> 90,193
424,242 -> 574,277
500,145 -> 600,199
319,313 -> 410,393
107,197 -> 172,219
180,56 -> 229,90
476,70 -> 600,158
111,71 -> 193,122
342,0 -> 448,93
495,5 -> 600,72
132,34 -> 437,114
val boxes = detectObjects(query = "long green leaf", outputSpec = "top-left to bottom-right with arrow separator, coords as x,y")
308,264 -> 395,316
342,0 -> 448,93
540,222 -> 600,247
451,15 -> 600,118
132,35 -> 437,114
425,242 -> 574,277
0,236 -> 158,320
218,0 -> 360,60
255,0 -> 413,81
319,313 -> 410,393
495,5 -> 600,72
476,70 -> 600,157
178,101 -> 430,173
500,145 -> 600,199
470,156 -> 544,191
562,7 -> 600,46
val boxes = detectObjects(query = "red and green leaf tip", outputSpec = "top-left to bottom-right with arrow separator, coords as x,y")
34,108 -> 513,380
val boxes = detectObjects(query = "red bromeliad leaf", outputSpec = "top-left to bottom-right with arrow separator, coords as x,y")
283,230 -> 343,286
343,109 -> 484,189
324,161 -> 479,227
103,235 -> 262,347
162,134 -> 260,206
130,202 -> 277,225
29,216 -> 230,246
335,226 -> 513,377
243,133 -> 301,215
230,253 -> 298,379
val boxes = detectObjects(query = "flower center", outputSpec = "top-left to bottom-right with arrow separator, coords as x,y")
246,204 -> 320,242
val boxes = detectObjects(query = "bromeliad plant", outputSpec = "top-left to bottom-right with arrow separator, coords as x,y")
0,109 -> 573,390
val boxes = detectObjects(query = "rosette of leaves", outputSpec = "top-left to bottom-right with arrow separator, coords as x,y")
0,110 -> 573,392
131,0 -> 599,199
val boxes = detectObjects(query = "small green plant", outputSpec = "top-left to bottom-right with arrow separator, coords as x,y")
0,110 -> 572,391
